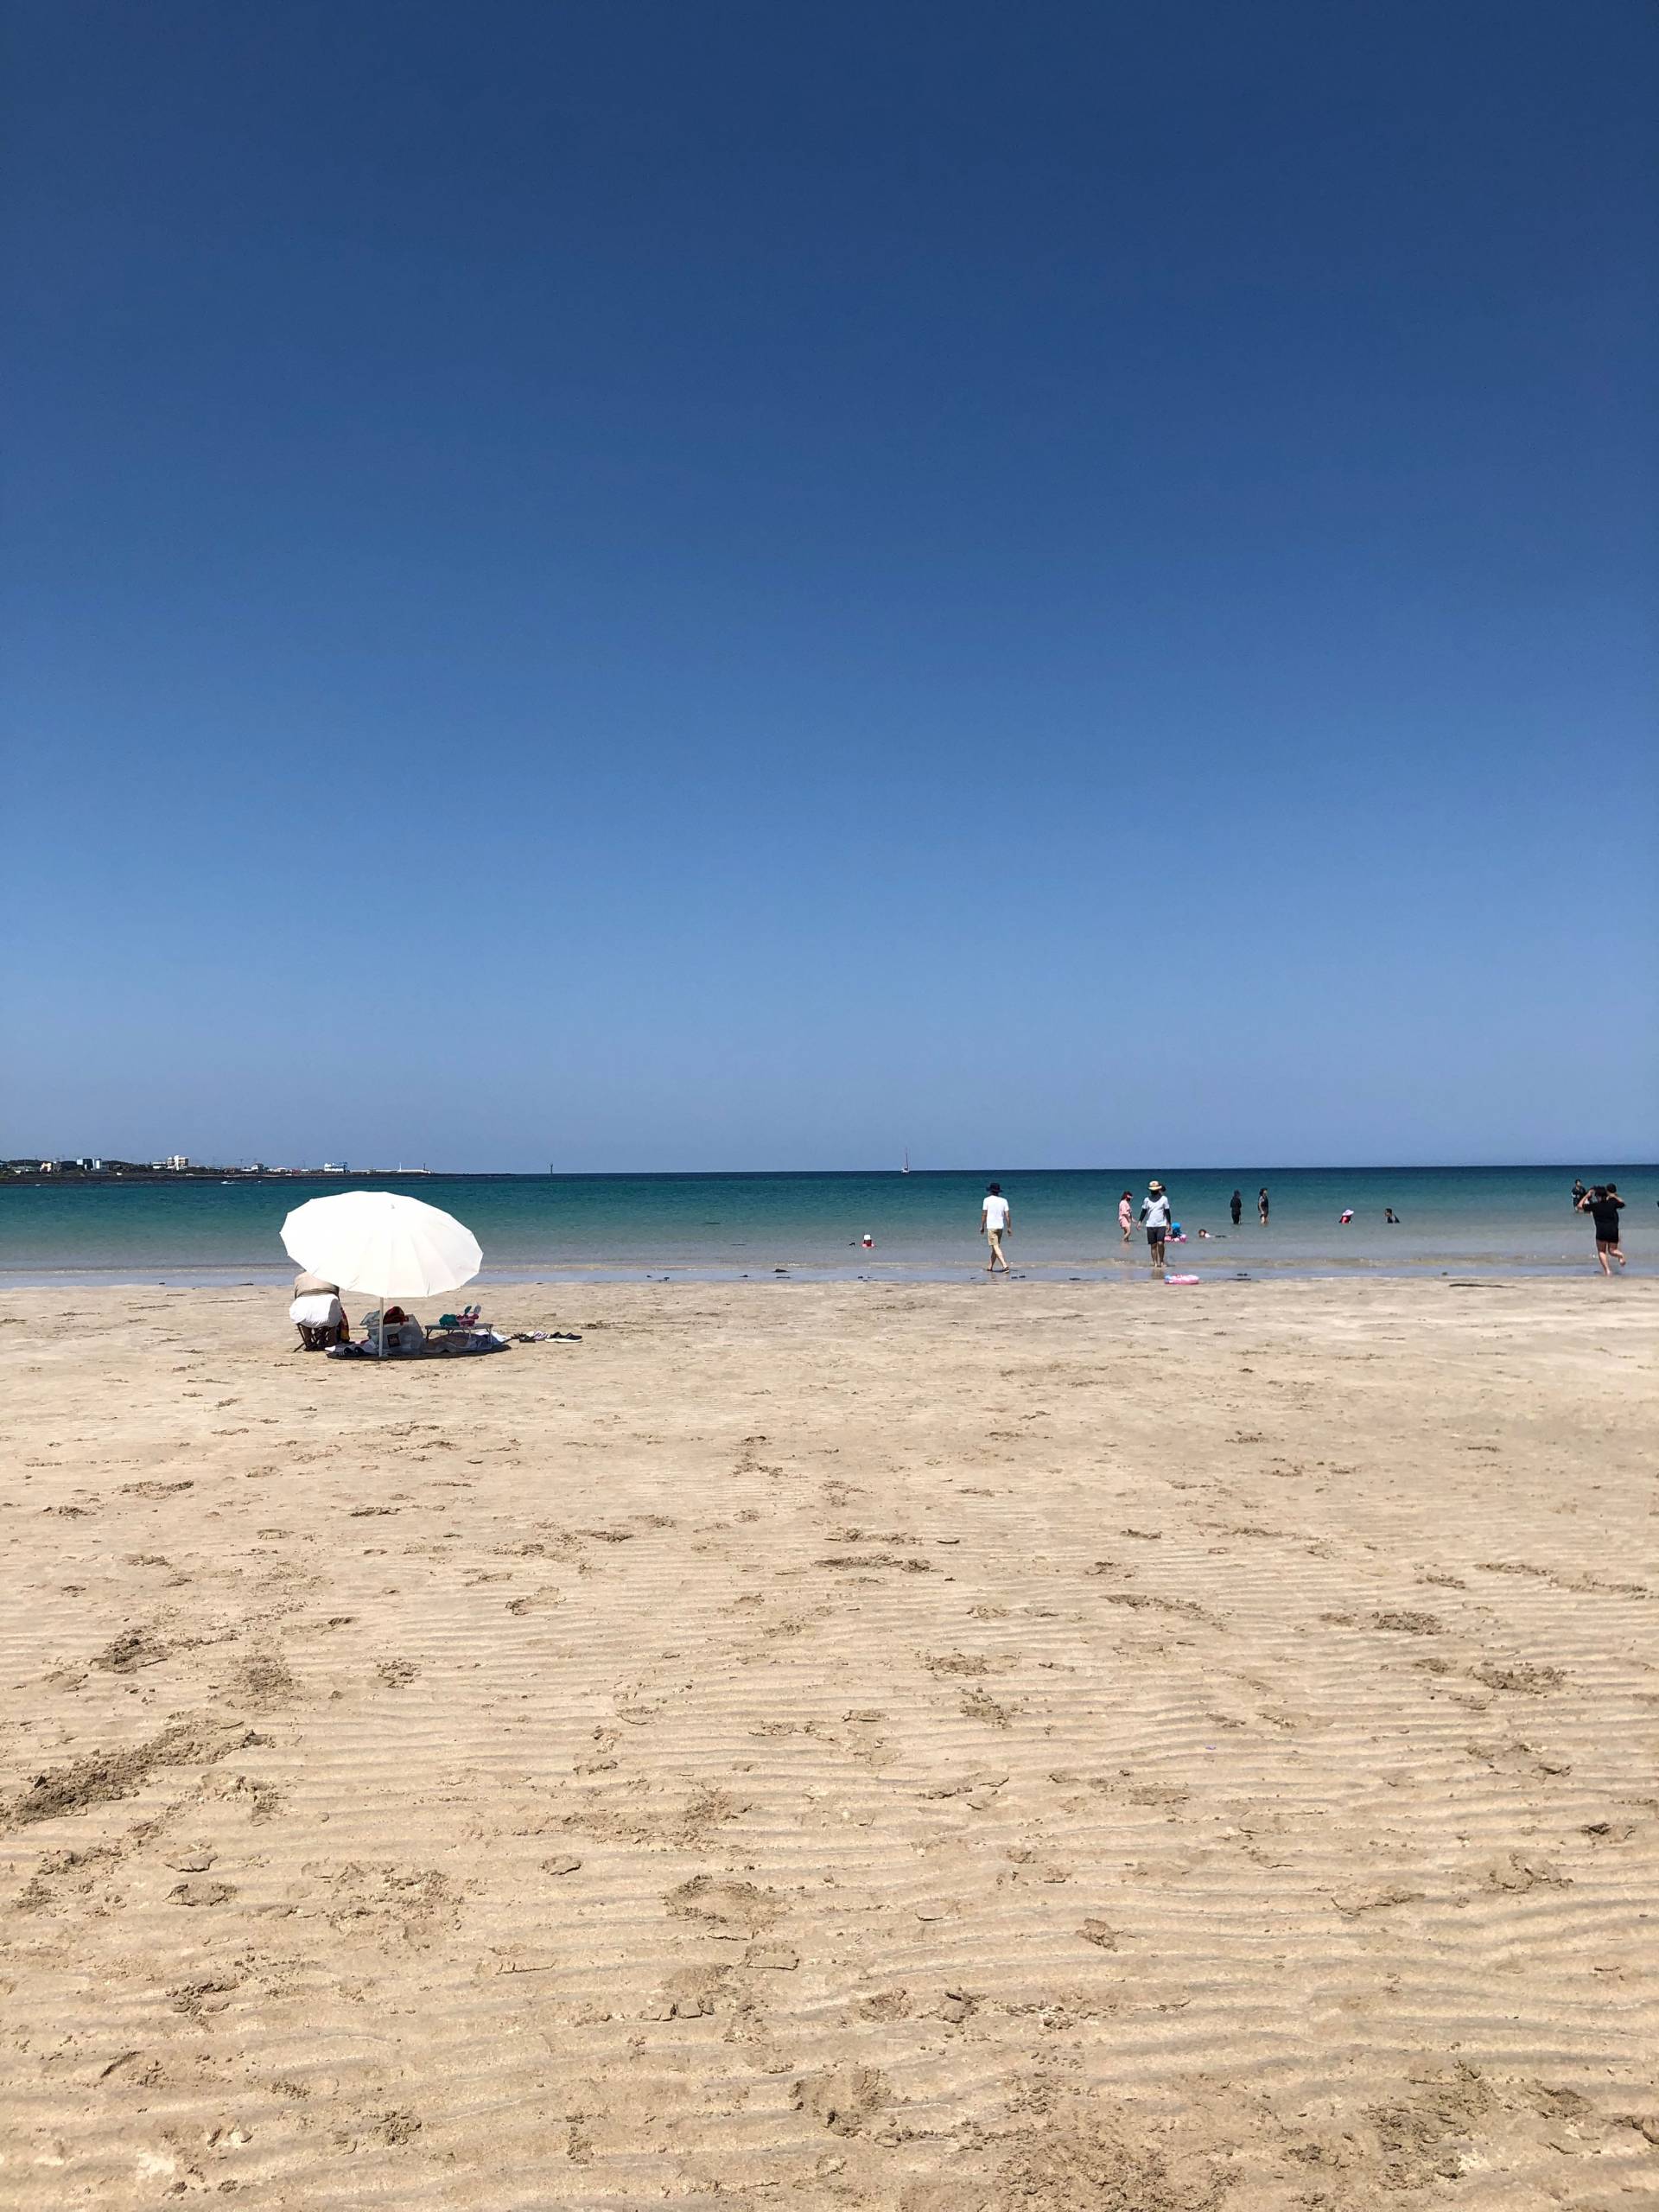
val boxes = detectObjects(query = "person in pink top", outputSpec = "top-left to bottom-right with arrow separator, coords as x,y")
1118,1190 -> 1134,1243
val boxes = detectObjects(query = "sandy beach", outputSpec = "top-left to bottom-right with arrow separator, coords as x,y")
2,1279 -> 1655,2209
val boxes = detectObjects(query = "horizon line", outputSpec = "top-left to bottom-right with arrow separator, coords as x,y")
11,1159 -> 1651,1179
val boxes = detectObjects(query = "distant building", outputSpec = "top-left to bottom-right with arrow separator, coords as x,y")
165,1155 -> 190,1171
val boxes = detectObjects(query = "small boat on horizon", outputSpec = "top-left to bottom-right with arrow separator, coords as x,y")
901,1149 -> 911,1174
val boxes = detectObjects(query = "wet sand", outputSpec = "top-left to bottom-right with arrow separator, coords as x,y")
2,1280 -> 1656,2209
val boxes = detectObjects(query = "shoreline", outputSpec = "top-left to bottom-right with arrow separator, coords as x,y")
0,1253 -> 1642,1290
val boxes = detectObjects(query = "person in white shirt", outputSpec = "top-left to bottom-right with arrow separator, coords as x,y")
980,1183 -> 1011,1274
1139,1180 -> 1172,1272
289,1273 -> 348,1350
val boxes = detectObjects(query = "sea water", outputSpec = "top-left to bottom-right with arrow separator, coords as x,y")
0,1166 -> 1649,1287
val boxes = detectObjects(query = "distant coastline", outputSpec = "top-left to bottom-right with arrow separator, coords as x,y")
6,1160 -> 1649,1185
2,1162 -> 434,1187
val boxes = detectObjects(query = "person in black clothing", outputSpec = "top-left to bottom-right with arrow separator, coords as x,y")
1571,1179 -> 1587,1207
1257,1187 -> 1270,1224
1230,1190 -> 1243,1225
1575,1184 -> 1626,1274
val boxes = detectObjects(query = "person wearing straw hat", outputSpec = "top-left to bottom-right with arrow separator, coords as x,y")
1139,1179 -> 1173,1274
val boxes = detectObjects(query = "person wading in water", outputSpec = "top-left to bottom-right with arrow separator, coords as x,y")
980,1183 -> 1012,1274
1141,1180 -> 1173,1274
1576,1183 -> 1626,1274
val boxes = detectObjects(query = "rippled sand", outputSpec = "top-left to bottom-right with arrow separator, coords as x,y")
2,1281 -> 1655,2209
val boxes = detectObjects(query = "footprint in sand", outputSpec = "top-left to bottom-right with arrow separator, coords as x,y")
665,1876 -> 782,1932
793,2065 -> 888,2137
1469,1659 -> 1567,1694
168,1878 -> 237,1907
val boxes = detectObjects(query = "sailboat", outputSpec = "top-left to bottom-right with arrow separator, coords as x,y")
901,1148 -> 911,1174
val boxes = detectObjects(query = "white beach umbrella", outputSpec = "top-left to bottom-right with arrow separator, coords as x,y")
280,1190 -> 481,1357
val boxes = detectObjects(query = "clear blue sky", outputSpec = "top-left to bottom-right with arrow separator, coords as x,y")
3,1 -> 1654,1170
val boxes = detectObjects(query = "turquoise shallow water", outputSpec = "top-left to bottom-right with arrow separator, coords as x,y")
1,1166 -> 1651,1285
